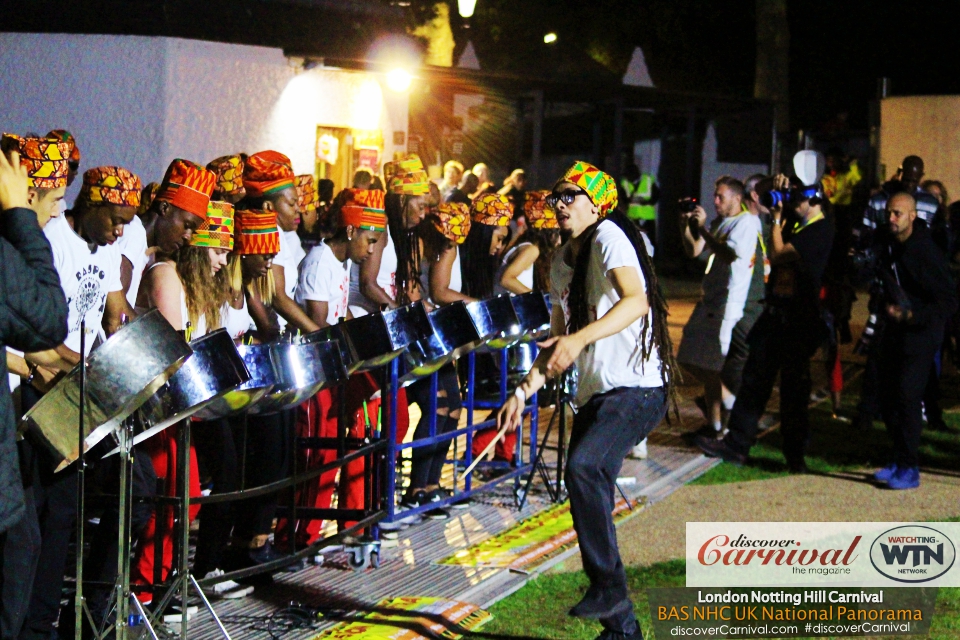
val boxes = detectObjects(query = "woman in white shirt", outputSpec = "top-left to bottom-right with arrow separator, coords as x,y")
497,161 -> 678,640
495,190 -> 561,295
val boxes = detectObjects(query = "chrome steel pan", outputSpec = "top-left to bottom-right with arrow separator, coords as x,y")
400,302 -> 483,386
194,341 -> 275,420
248,340 -> 346,414
466,295 -> 522,350
19,309 -> 191,472
510,291 -> 552,342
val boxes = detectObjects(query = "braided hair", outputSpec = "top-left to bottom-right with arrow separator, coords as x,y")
566,208 -> 680,413
385,192 -> 423,305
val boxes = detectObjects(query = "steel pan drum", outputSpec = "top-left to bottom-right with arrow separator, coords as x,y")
193,342 -> 275,420
511,291 -> 552,342
309,303 -> 431,374
466,295 -> 522,350
129,329 -> 249,446
19,310 -> 191,472
400,302 -> 483,386
248,340 -> 346,414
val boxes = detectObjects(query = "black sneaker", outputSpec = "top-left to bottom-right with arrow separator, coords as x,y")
425,507 -> 450,520
694,436 -> 747,465
401,489 -> 429,509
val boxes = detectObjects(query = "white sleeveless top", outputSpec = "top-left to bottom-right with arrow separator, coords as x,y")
138,262 -> 207,337
222,295 -> 253,341
350,231 -> 397,315
420,245 -> 462,303
494,242 -> 534,294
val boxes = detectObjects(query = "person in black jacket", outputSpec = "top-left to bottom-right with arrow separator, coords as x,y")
872,192 -> 958,490
0,146 -> 68,638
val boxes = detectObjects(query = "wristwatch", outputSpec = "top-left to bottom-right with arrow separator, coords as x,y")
25,362 -> 39,386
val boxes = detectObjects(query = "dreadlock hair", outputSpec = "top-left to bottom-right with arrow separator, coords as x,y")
177,246 -> 228,331
566,208 -> 680,414
459,222 -> 507,299
417,214 -> 454,264
514,226 -> 561,293
385,192 -> 423,305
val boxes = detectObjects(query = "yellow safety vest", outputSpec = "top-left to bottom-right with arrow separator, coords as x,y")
622,175 -> 656,221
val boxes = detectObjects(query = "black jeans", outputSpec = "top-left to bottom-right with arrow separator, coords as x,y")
566,385 -> 666,635
724,309 -> 820,466
879,331 -> 941,467
406,364 -> 462,489
193,418 -> 239,575
0,443 -> 40,640
233,409 -> 294,541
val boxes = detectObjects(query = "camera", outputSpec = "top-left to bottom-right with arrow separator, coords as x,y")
678,197 -> 698,213
759,189 -> 791,209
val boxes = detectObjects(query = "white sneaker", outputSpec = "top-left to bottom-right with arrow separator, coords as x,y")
202,569 -> 254,599
630,439 -> 648,459
162,603 -> 199,623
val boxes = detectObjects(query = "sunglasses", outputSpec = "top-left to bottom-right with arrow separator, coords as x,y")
546,187 -> 588,208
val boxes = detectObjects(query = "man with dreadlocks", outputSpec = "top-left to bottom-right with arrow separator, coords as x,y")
497,161 -> 676,640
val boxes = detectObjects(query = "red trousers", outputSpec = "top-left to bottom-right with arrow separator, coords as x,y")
275,374 -> 409,549
132,426 -> 201,592
472,426 -> 516,462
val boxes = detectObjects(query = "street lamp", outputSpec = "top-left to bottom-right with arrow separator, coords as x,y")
543,32 -> 557,44
386,68 -> 412,92
458,0 -> 477,18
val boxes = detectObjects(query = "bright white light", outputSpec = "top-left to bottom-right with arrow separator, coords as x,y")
386,68 -> 412,92
458,0 -> 477,18
543,32 -> 557,44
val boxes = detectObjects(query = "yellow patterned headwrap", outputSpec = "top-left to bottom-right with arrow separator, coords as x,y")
433,202 -> 471,244
558,160 -> 618,217
190,201 -> 235,250
524,190 -> 559,229
384,154 -> 430,196
470,193 -> 512,227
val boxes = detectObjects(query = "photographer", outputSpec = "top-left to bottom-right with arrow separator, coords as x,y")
871,193 -> 957,490
697,152 -> 834,472
676,177 -> 760,436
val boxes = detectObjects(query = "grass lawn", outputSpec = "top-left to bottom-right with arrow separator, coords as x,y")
691,366 -> 960,486
478,559 -> 960,640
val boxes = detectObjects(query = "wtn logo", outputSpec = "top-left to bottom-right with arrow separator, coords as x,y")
880,543 -> 944,566
870,526 -> 957,583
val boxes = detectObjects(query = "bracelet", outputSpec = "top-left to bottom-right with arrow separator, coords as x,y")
514,387 -> 526,404
25,363 -> 38,386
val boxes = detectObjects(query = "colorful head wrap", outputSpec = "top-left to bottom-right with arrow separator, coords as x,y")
524,190 -> 559,230
296,174 -> 318,213
79,166 -> 142,207
154,158 -> 215,220
1,134 -> 71,189
338,188 -> 387,232
384,154 -> 430,196
190,201 -> 235,250
470,193 -> 513,227
138,182 -> 160,216
558,160 -> 618,217
234,209 -> 280,255
433,202 -> 471,244
206,154 -> 245,197
46,129 -> 80,166
242,150 -> 296,197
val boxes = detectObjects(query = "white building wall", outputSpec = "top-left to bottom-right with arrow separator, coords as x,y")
700,122 -> 768,224
0,33 -> 409,195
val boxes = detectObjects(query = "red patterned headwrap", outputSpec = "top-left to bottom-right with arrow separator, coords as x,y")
234,209 -> 280,255
243,150 -> 295,197
470,193 -> 513,227
338,188 -> 387,232
79,166 -> 142,207
524,190 -> 559,229
154,158 -> 216,221
384,154 -> 430,196
1,134 -> 71,189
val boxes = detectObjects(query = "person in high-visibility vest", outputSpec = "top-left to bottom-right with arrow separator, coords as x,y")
621,162 -> 659,245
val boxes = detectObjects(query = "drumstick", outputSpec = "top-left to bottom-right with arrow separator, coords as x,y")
462,422 -> 511,478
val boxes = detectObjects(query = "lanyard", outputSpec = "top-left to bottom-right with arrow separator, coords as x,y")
791,212 -> 824,234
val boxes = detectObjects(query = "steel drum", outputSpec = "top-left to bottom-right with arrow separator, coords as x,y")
399,302 -> 483,386
510,291 -> 552,342
128,329 -> 250,446
308,303 -> 432,374
247,339 -> 346,414
19,310 -> 191,472
193,342 -> 275,420
466,295 -> 522,350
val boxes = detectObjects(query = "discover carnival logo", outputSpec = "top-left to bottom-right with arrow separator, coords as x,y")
869,525 -> 956,583
696,534 -> 862,569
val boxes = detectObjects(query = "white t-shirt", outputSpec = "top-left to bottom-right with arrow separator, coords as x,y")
550,220 -> 663,408
700,211 -> 761,320
350,231 -> 398,315
222,296 -> 253,341
296,242 -> 351,326
494,242 -> 534,294
420,245 -> 462,303
115,214 -> 149,308
274,230 -> 306,330
45,214 -> 122,356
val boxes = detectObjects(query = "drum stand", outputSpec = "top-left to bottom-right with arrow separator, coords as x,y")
517,376 -> 568,511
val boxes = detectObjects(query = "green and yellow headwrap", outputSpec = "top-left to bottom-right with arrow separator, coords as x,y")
558,160 -> 618,217
190,201 -> 235,250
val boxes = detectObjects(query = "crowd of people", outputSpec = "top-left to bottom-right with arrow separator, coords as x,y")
681,150 -> 958,494
0,125 -> 669,640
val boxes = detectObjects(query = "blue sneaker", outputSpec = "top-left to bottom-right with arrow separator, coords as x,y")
873,463 -> 898,483
887,466 -> 920,490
